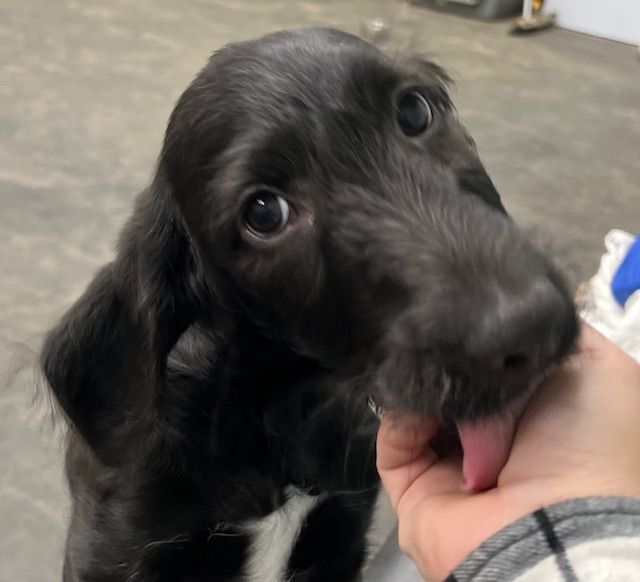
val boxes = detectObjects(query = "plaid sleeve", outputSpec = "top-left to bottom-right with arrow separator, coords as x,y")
448,497 -> 640,582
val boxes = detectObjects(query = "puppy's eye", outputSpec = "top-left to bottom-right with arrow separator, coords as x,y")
396,90 -> 432,136
243,192 -> 290,236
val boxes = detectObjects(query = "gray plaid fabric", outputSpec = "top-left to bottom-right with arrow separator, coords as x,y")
449,497 -> 640,582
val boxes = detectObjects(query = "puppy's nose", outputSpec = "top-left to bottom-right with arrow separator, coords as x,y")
464,278 -> 569,377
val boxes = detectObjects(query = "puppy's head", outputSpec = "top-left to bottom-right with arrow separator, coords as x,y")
43,29 -> 577,467
163,28 -> 577,421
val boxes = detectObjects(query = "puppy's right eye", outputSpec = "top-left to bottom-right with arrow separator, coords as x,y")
243,192 -> 290,237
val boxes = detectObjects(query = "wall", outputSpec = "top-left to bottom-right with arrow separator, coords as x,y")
545,0 -> 640,45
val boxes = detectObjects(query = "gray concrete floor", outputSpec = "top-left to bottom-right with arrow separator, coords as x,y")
1,1 -> 638,580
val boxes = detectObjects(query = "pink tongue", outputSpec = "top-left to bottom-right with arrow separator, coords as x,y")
456,416 -> 518,492
455,386 -> 538,492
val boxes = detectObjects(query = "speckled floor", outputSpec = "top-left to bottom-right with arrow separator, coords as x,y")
1,1 -> 638,580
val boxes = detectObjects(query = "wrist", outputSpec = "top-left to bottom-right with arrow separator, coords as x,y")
501,476 -> 640,522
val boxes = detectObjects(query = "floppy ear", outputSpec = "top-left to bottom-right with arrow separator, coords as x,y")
41,170 -> 203,466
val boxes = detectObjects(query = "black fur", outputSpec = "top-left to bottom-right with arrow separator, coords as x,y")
42,29 -> 577,581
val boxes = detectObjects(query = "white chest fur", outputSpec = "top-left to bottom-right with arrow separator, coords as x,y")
242,487 -> 323,582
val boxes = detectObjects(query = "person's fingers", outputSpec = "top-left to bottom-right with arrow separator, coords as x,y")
394,456 -> 465,521
376,412 -> 437,471
376,412 -> 439,511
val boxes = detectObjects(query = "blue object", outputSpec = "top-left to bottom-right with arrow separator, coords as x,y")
612,234 -> 640,307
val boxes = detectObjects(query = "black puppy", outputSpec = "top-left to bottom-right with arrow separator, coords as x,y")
42,28 -> 577,581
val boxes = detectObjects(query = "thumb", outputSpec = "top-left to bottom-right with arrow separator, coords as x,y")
376,412 -> 439,511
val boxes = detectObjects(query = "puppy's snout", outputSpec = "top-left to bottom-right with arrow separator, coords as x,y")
464,278 -> 570,381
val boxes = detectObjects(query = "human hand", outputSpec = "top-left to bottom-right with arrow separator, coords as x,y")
376,323 -> 640,580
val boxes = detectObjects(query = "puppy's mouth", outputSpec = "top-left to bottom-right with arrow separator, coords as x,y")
370,369 -> 550,492
452,373 -> 546,491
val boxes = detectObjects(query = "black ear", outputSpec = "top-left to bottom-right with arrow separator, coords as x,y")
41,170 -> 202,466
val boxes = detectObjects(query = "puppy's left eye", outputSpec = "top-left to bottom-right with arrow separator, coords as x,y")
396,90 -> 432,136
243,192 -> 290,237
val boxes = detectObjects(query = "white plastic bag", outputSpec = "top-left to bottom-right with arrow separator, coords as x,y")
579,229 -> 640,363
